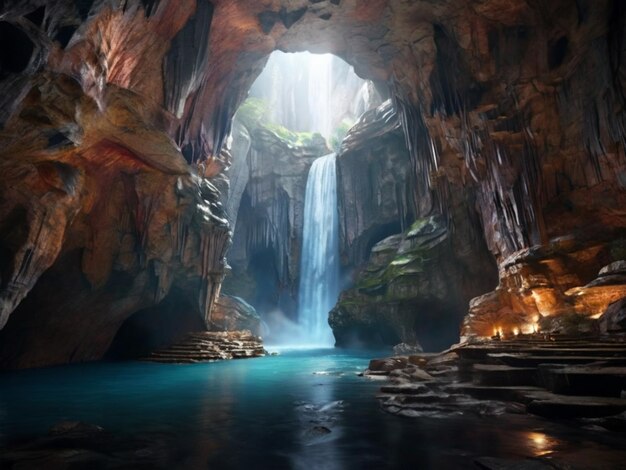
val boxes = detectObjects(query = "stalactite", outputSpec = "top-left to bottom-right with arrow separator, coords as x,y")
393,94 -> 435,219
162,0 -> 213,117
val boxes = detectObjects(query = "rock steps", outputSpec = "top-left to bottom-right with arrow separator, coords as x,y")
371,336 -> 626,421
141,330 -> 266,363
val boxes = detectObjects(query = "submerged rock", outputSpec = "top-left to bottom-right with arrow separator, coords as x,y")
49,421 -> 104,437
306,425 -> 332,437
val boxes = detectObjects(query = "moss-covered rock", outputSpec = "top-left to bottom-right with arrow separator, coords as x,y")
330,215 -> 493,351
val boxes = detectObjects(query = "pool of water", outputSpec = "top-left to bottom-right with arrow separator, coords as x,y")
0,348 -> 624,469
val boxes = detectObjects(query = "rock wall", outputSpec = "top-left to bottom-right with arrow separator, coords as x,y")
0,0 -> 625,366
0,79 -> 230,367
336,100 -> 416,268
332,101 -> 497,349
222,124 -> 329,319
0,1 -> 233,368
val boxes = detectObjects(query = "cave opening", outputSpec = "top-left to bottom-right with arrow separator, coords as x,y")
1,2 -> 626,467
106,287 -> 205,360
223,50 -> 388,347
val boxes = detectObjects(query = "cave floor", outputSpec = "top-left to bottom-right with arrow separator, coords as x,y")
1,348 -> 625,469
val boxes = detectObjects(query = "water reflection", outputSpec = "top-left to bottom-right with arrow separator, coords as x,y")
0,350 -> 624,469
526,431 -> 557,457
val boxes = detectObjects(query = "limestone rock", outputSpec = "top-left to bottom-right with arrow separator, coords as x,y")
337,100 -> 415,266
209,294 -> 262,336
222,120 -> 329,318
330,215 -> 495,351
599,298 -> 626,334
393,342 -> 424,355
1,0 -> 626,366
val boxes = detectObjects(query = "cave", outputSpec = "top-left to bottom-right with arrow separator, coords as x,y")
1,1 -> 626,468
105,287 -> 206,360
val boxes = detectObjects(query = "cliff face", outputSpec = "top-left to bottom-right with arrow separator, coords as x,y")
0,74 -> 230,368
336,100 -> 415,268
0,1 -> 233,368
0,0 -> 625,366
332,103 -> 497,349
222,124 -> 329,319
330,216 -> 495,351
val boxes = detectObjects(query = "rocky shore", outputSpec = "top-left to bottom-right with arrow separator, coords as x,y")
142,330 -> 266,364
366,335 -> 626,428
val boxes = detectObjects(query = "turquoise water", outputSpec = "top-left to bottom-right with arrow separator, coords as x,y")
0,349 -> 624,469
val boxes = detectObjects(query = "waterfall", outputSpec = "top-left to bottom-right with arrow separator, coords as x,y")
297,153 -> 339,346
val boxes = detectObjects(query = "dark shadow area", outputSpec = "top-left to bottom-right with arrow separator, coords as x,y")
334,300 -> 462,353
548,36 -> 569,69
363,222 -> 402,258
25,6 -> 46,28
0,22 -> 34,77
0,206 -> 28,290
55,26 -> 77,49
411,301 -> 464,352
105,287 -> 205,360
247,246 -> 282,317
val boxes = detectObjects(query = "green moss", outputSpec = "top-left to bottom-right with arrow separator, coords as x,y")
236,98 -> 327,149
329,119 -> 354,152
264,123 -> 321,146
406,218 -> 431,238
235,97 -> 269,130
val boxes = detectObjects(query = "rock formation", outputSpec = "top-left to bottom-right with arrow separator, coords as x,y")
209,294 -> 262,336
336,100 -> 415,268
330,215 -> 496,350
222,120 -> 329,319
0,0 -> 625,366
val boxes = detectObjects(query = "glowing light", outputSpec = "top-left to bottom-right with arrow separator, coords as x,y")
532,323 -> 539,333
527,432 -> 556,456
513,327 -> 520,336
532,315 -> 540,323
533,434 -> 545,444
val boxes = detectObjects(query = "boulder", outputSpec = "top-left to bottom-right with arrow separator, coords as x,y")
209,294 -> 262,336
393,342 -> 424,355
599,298 -> 626,334
538,313 -> 599,336
368,357 -> 408,373
331,215 -> 496,351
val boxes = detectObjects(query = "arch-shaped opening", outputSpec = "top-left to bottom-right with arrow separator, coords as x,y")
105,287 -> 205,360
221,46 -> 499,351
224,50 -> 380,346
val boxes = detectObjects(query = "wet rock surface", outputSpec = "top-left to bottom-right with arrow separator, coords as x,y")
0,0 -> 624,374
142,330 -> 266,363
369,335 -> 626,426
222,120 -> 329,319
209,294 -> 262,336
330,215 -> 496,350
